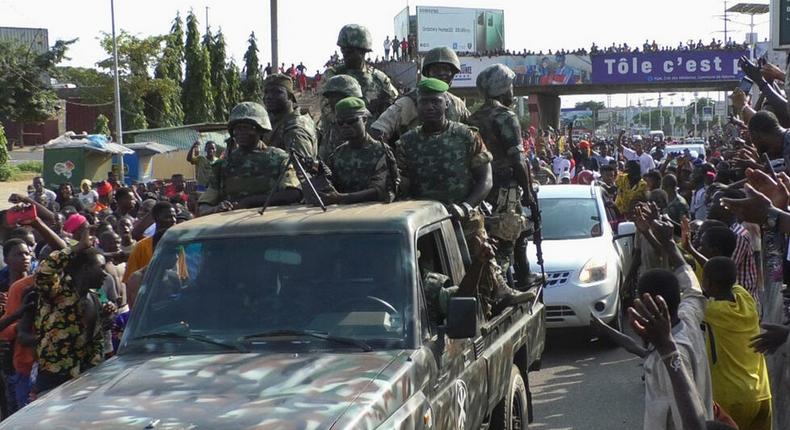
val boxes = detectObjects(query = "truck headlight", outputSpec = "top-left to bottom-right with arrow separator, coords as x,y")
579,256 -> 607,283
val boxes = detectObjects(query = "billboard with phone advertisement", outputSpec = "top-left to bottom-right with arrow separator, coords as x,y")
415,6 -> 504,53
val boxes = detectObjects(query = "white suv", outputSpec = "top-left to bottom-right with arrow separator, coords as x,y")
527,185 -> 635,331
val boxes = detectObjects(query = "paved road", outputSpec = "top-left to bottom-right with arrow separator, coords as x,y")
9,147 -> 44,164
528,329 -> 645,430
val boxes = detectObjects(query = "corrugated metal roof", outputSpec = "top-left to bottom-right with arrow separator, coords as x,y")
0,27 -> 48,54
124,124 -> 228,150
124,141 -> 178,155
726,3 -> 769,14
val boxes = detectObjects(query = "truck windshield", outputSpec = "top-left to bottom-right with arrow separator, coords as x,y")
121,233 -> 410,353
538,198 -> 603,240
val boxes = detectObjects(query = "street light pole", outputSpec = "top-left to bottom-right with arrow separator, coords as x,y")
110,0 -> 125,184
271,0 -> 279,72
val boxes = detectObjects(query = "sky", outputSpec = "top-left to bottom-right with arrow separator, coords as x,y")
0,0 -> 772,108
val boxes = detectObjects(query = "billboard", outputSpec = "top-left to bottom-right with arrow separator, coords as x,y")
590,50 -> 748,84
560,109 -> 593,128
0,27 -> 48,54
415,6 -> 504,53
416,6 -> 476,52
453,54 -> 592,88
393,7 -> 410,41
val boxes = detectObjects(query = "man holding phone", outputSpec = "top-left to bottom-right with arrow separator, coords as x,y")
28,177 -> 56,212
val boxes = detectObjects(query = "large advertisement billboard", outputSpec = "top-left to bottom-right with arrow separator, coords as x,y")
416,6 -> 476,52
590,50 -> 748,84
415,6 -> 504,53
453,54 -> 592,88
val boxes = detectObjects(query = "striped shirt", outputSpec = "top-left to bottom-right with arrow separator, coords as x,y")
730,223 -> 759,306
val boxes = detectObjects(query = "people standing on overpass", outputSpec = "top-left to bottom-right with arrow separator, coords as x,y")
391,35 -> 400,61
383,36 -> 390,61
370,47 -> 470,144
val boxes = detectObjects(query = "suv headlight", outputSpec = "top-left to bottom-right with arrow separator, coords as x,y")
579,256 -> 608,283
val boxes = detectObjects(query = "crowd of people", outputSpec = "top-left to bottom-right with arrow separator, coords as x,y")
0,20 -> 788,429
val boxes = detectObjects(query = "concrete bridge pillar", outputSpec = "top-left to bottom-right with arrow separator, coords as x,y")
537,93 -> 561,131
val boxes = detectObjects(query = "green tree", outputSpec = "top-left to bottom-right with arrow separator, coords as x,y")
0,39 -> 75,145
56,66 -> 114,104
151,12 -> 186,127
93,113 -> 111,135
226,60 -> 243,109
208,30 -> 230,121
0,124 -> 9,166
182,11 -> 215,123
157,12 -> 185,83
98,32 -> 185,130
242,32 -> 262,102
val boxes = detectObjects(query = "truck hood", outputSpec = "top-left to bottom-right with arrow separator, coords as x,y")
3,350 -> 414,429
527,237 -> 609,273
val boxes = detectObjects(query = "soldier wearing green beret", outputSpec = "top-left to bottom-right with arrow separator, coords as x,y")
395,78 -> 533,318
324,24 -> 398,121
469,63 -> 538,290
316,75 -> 364,161
262,74 -> 318,160
370,46 -> 470,144
320,97 -> 397,204
197,102 -> 302,215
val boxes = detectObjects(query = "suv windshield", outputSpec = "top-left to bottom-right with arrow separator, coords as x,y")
122,233 -> 410,353
538,198 -> 602,240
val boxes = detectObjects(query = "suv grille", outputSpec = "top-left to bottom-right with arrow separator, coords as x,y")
546,305 -> 576,322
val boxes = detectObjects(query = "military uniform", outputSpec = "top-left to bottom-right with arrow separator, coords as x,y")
323,65 -> 398,121
198,101 -> 301,208
326,135 -> 395,202
397,120 -> 508,316
197,147 -> 301,206
317,75 -> 363,161
370,90 -> 470,141
265,107 -> 319,159
372,46 -> 469,141
327,24 -> 398,121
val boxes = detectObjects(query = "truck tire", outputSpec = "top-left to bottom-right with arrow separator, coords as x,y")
490,364 -> 529,430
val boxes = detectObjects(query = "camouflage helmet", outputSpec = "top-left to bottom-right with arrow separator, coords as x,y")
421,47 -> 461,74
337,24 -> 373,51
476,63 -> 516,97
321,75 -> 363,98
227,102 -> 272,132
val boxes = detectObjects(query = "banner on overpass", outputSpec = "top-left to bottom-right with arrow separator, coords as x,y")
453,54 -> 592,88
590,50 -> 748,84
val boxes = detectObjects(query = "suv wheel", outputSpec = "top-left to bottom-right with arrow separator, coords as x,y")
490,364 -> 529,430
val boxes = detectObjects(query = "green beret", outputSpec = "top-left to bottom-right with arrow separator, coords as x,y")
334,96 -> 369,117
417,77 -> 449,94
263,73 -> 294,95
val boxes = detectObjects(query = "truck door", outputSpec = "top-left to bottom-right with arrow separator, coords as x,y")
418,225 -> 488,429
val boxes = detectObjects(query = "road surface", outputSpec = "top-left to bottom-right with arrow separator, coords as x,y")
529,330 -> 645,429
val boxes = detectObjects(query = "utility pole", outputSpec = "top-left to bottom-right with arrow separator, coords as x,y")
205,6 -> 210,33
723,0 -> 728,43
271,0 -> 278,71
110,0 -> 125,184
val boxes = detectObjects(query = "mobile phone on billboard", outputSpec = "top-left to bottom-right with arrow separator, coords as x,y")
738,77 -> 754,94
5,205 -> 36,226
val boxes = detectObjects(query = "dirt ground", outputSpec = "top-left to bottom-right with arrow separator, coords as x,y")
0,180 -> 33,210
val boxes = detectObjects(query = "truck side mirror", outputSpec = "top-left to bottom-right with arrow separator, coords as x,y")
446,297 -> 478,339
613,221 -> 636,240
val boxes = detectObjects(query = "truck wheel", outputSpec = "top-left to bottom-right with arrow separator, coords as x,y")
490,364 -> 529,430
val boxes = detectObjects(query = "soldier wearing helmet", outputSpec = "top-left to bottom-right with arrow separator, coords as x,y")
469,63 -> 538,290
370,46 -> 470,144
262,73 -> 318,160
197,102 -> 302,215
317,75 -> 364,160
324,24 -> 398,121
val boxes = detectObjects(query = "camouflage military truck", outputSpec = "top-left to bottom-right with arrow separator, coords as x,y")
2,202 -> 545,429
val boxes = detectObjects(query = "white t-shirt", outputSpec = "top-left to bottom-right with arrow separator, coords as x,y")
383,39 -> 390,50
78,190 -> 99,209
642,265 -> 713,430
622,147 -> 656,175
551,156 -> 571,177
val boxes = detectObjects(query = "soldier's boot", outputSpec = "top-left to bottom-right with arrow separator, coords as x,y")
491,265 -> 536,315
513,232 -> 544,291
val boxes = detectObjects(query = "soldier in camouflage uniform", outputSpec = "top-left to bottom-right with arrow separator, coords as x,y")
316,75 -> 363,161
197,102 -> 302,215
469,63 -> 538,290
370,46 -> 471,144
395,78 -> 533,318
324,24 -> 398,121
262,74 -> 319,160
321,97 -> 397,204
